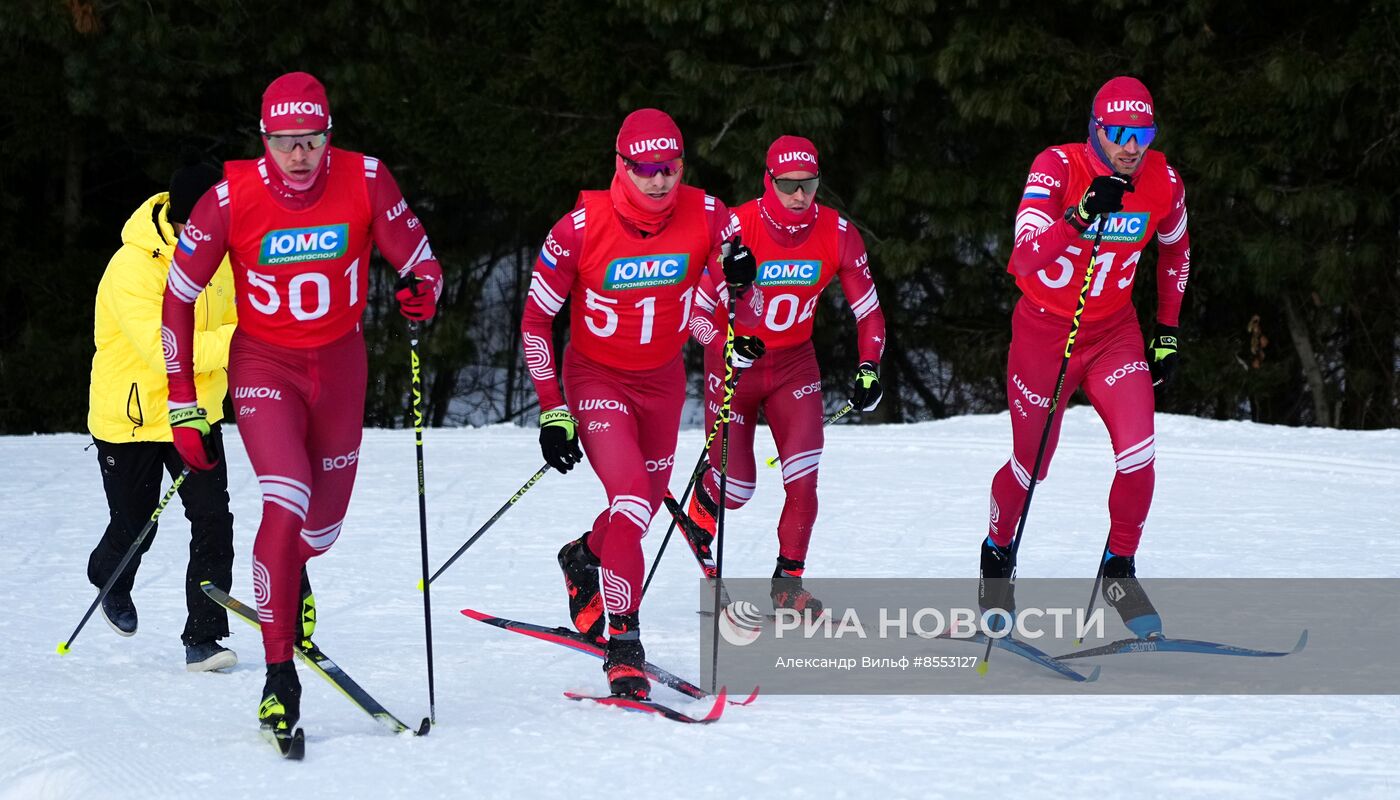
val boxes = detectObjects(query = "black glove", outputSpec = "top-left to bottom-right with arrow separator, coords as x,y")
1146,325 -> 1179,387
539,408 -> 583,473
1067,174 -> 1134,230
721,235 -> 757,296
850,361 -> 883,411
730,335 -> 765,370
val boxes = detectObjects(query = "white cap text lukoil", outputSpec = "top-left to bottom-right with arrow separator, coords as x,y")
268,101 -> 326,119
1103,100 -> 1153,116
776,151 -> 818,166
627,138 -> 680,156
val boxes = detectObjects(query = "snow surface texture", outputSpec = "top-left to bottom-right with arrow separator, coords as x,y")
2,409 -> 1397,798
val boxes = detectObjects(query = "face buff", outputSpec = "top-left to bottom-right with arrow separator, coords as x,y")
609,108 -> 684,236
260,71 -> 333,193
759,134 -> 821,238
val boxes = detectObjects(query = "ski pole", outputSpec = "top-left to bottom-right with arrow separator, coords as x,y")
58,469 -> 189,654
765,402 -> 855,467
1074,536 -> 1114,645
979,215 -> 1109,675
422,464 -> 550,588
409,321 -> 436,726
709,286 -> 741,693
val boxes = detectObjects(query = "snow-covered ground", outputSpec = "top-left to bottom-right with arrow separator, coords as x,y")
2,409 -> 1398,798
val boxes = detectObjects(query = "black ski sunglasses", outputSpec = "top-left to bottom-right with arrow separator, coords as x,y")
768,171 -> 820,195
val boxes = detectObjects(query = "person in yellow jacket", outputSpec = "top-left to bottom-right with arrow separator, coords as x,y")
87,155 -> 239,672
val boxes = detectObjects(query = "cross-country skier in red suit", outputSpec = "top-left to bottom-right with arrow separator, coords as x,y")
522,109 -> 762,700
980,76 -> 1191,639
683,135 -> 886,615
161,73 -> 443,739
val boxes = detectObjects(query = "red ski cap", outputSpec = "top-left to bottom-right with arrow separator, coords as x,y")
616,109 -> 683,163
766,135 -> 820,175
1093,76 -> 1155,127
261,72 -> 331,133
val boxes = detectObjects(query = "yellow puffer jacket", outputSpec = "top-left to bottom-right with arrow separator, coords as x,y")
88,192 -> 237,442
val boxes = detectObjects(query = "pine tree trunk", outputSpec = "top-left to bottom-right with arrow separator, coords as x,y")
1282,294 -> 1330,426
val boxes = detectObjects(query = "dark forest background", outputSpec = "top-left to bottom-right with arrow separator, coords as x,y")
2,0 -> 1396,433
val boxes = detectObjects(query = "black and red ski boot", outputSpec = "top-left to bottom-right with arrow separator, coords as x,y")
603,612 -> 650,700
558,535 -> 605,641
684,488 -> 718,563
770,556 -> 824,616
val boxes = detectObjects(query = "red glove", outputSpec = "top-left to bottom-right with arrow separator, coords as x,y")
169,406 -> 217,471
395,263 -> 442,321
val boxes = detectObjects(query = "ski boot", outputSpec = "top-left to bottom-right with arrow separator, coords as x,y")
1101,552 -> 1163,639
258,660 -> 302,738
978,536 -> 1016,634
603,613 -> 650,700
770,556 -> 824,617
299,567 -> 316,646
558,535 -> 605,641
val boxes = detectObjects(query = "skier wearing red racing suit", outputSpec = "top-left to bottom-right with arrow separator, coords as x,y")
979,76 -> 1191,640
684,135 -> 886,614
522,109 -> 762,700
162,73 -> 443,738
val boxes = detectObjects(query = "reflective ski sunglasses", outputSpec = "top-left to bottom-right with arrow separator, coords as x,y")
619,154 -> 683,178
769,171 -> 820,195
263,131 -> 329,153
1094,119 -> 1157,147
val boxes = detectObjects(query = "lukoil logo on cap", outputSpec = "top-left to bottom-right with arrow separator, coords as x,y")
776,151 -> 819,167
1103,99 -> 1152,117
268,101 -> 326,121
626,138 -> 681,159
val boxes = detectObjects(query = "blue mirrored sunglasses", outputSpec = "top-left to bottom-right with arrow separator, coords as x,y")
1095,120 -> 1157,147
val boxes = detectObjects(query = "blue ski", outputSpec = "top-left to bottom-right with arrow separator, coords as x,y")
1054,630 -> 1307,661
938,633 -> 1101,682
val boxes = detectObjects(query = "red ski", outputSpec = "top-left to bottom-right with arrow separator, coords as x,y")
564,686 -> 728,724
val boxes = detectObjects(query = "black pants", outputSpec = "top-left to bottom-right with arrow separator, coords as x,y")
87,425 -> 235,646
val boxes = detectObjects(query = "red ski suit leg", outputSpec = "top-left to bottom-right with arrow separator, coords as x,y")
988,299 -> 1155,555
230,330 -> 366,663
1079,313 -> 1156,557
702,341 -> 823,562
566,348 -> 685,617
